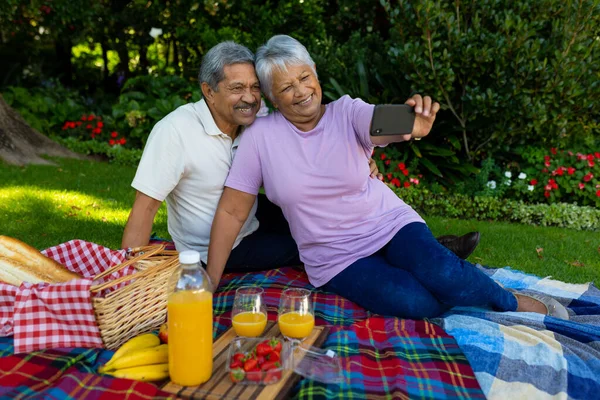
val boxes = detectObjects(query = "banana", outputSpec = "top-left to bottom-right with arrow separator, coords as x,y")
101,333 -> 161,372
108,363 -> 170,382
103,344 -> 169,371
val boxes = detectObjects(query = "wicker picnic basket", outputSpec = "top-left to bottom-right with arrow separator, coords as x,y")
90,245 -> 180,350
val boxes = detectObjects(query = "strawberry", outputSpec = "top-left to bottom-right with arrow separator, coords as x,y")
256,342 -> 272,357
263,369 -> 282,384
257,355 -> 265,365
243,358 -> 257,372
230,359 -> 243,369
229,368 -> 245,383
246,367 -> 263,382
261,361 -> 280,371
232,353 -> 245,363
270,338 -> 282,353
268,351 -> 280,363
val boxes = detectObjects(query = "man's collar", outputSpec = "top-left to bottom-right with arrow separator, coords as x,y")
195,98 -> 227,136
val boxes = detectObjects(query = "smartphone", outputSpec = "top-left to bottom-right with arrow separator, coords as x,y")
369,104 -> 415,136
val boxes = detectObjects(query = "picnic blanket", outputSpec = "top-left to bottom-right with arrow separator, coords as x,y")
0,264 -> 484,399
435,266 -> 600,400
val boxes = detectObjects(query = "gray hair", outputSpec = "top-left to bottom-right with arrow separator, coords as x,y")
199,41 -> 255,91
255,35 -> 317,99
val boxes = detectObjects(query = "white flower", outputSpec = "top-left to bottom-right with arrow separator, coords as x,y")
504,171 -> 512,178
149,27 -> 163,39
505,179 -> 511,186
518,172 -> 526,179
487,180 -> 497,189
528,185 -> 535,191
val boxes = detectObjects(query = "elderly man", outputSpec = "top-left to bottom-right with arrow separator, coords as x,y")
121,41 -> 479,277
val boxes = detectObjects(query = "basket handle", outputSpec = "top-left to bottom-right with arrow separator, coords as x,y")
90,245 -> 167,292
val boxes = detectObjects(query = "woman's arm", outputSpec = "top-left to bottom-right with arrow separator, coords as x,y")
206,187 -> 257,290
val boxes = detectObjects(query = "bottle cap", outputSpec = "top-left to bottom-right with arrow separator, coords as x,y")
179,250 -> 200,265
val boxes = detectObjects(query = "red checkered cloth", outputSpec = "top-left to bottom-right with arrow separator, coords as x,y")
0,240 -> 133,354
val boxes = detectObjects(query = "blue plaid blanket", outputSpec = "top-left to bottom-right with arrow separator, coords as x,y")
436,266 -> 600,400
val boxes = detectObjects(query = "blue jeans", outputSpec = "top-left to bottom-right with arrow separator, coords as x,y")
224,194 -> 300,272
322,222 -> 517,319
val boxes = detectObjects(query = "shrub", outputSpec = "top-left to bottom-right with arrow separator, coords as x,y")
53,137 -> 142,167
381,0 -> 600,160
394,186 -> 600,231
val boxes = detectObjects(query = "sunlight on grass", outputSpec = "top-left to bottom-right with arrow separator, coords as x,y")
0,186 -> 132,223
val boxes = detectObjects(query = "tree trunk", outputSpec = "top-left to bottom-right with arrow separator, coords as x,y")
0,95 -> 83,166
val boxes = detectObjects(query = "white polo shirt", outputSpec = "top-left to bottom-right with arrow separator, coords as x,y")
131,99 -> 259,262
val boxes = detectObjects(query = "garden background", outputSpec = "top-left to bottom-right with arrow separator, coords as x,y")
1,0 -> 599,281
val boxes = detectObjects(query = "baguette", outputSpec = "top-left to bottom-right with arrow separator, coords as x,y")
0,235 -> 82,286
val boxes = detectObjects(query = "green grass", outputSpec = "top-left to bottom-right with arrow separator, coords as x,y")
1,158 -> 599,284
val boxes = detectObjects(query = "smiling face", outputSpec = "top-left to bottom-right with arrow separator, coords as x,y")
269,64 -> 323,131
202,63 -> 261,136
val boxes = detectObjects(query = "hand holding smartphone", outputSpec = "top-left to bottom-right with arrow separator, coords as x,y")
369,104 -> 415,137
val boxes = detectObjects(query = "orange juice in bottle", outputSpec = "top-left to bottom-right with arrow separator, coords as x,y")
167,250 -> 213,386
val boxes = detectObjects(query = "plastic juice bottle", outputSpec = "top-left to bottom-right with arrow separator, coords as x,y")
167,250 -> 213,386
278,312 -> 315,339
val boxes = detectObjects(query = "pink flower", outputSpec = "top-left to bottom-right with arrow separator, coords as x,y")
583,173 -> 594,182
385,160 -> 390,166
579,183 -> 585,190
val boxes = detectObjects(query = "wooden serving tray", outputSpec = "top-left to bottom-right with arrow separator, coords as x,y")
162,322 -> 329,400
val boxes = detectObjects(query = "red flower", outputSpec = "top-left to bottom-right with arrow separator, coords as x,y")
402,169 -> 409,176
390,178 -> 401,187
97,121 -> 104,128
398,162 -> 406,170
110,131 -> 118,138
583,173 -> 594,182
386,173 -> 392,180
595,152 -> 600,159
544,191 -> 550,198
530,179 -> 538,186
76,121 -> 82,126
589,160 -> 595,168
551,148 -> 557,155
579,183 -> 585,190
404,181 -> 411,188
548,179 -> 558,190
380,153 -> 387,161
86,124 -> 92,129
545,184 -> 552,191
544,155 -> 551,162
81,115 -> 87,121
385,160 -> 390,165
87,115 -> 95,121
544,161 -> 551,167
542,168 -> 548,173
596,190 -> 600,198
555,168 -> 564,176
588,154 -> 594,162
109,139 -> 116,146
92,127 -> 101,134
567,167 -> 576,175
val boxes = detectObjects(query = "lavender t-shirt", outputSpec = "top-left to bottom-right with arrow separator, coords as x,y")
226,95 -> 424,287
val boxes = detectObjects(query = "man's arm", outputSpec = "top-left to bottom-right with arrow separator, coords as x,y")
121,191 -> 162,249
206,187 -> 256,290
370,94 -> 440,146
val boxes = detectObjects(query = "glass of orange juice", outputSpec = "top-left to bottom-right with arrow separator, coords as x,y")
278,288 -> 315,343
231,286 -> 267,337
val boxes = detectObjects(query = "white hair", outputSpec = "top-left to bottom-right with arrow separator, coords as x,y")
255,35 -> 317,99
199,41 -> 254,91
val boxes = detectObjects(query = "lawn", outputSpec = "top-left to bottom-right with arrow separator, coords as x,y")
1,157 -> 599,284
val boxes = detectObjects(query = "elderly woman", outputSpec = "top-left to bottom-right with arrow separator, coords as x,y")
206,35 -> 568,319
